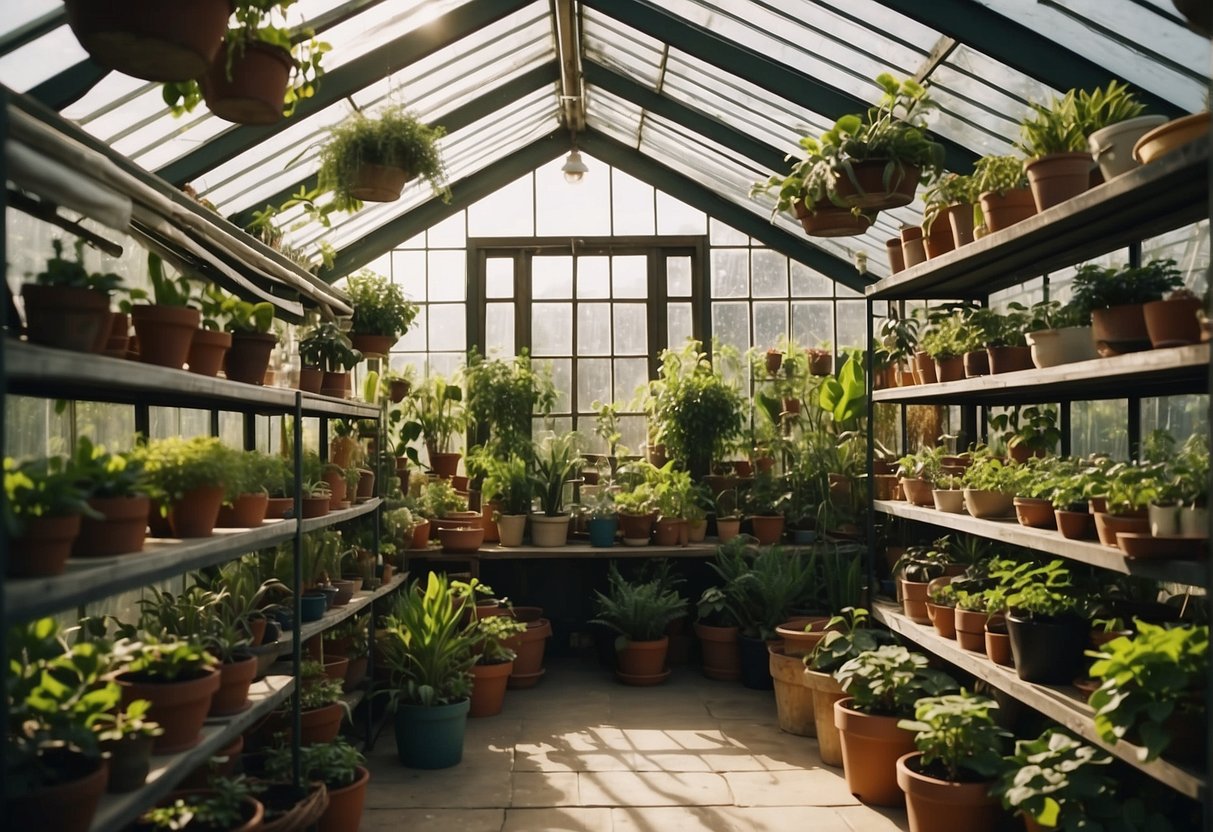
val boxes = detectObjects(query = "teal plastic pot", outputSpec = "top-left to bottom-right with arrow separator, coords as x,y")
395,698 -> 470,769
300,592 -> 327,622
588,517 -> 618,548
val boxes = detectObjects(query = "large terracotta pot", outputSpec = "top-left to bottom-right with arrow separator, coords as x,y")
900,579 -> 931,624
805,669 -> 846,766
348,333 -> 396,358
1092,303 -> 1151,354
694,622 -> 740,681
131,305 -> 200,368
1013,497 -> 1056,529
834,698 -> 917,806
615,636 -> 669,685
117,668 -> 220,753
769,644 -> 816,737
979,188 -> 1036,233
1144,296 -> 1202,348
168,485 -> 225,538
1025,152 -> 1091,211
832,159 -> 920,210
202,40 -> 292,125
225,332 -> 277,385
216,492 -> 268,529
505,617 -> 551,689
775,617 -> 832,657
318,766 -> 370,832
750,515 -> 785,545
897,752 -> 1000,832
469,660 -> 513,718
5,751 -> 108,832
1055,508 -> 1096,540
187,328 -> 231,377
21,284 -> 112,353
75,495 -> 149,557
429,452 -> 462,478
1093,511 -> 1149,548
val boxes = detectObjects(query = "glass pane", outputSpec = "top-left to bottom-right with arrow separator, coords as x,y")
468,173 -> 535,237
667,256 -> 692,297
486,258 -> 514,299
532,256 -> 573,299
1071,400 -> 1128,460
613,304 -> 648,356
611,168 -> 656,236
531,303 -> 572,356
612,255 -> 648,298
535,153 -> 612,236
712,302 -> 750,354
1142,395 -> 1208,447
836,301 -> 867,351
485,303 -> 515,357
614,359 -> 649,406
427,213 -> 466,248
577,359 -> 612,411
791,260 -> 832,297
577,256 -> 611,299
427,304 -> 466,352
392,250 -> 427,300
751,250 -> 788,298
753,301 -> 789,352
792,301 -> 834,350
577,304 -> 612,355
668,303 -> 693,349
656,191 -> 707,234
547,359 -> 572,413
427,251 -> 466,301
710,219 -> 748,246
617,415 -> 646,456
711,249 -> 748,298
397,307 -> 426,353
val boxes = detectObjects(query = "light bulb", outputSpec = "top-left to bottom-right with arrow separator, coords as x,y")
561,150 -> 588,184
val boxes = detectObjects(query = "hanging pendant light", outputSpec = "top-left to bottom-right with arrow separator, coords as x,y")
561,149 -> 588,184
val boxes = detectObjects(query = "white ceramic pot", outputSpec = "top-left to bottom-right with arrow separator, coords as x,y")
1148,503 -> 1181,537
529,513 -> 571,547
497,514 -> 527,547
963,489 -> 1014,519
932,489 -> 965,514
1026,326 -> 1100,368
1088,115 -> 1169,180
1180,506 -> 1209,537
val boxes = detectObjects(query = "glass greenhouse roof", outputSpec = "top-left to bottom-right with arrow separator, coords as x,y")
0,0 -> 1207,284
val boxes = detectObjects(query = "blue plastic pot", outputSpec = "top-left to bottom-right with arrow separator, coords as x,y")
300,592 -> 328,622
588,517 -> 618,548
395,698 -> 470,769
792,529 -> 817,544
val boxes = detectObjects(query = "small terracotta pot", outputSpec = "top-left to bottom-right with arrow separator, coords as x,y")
225,331 -> 276,385
429,452 -> 462,478
21,284 -> 112,353
167,485 -> 225,538
615,636 -> 669,685
886,238 -> 906,273
834,698 -> 917,806
216,492 -> 268,529
320,371 -> 351,399
923,217 -> 955,259
934,355 -> 964,383
913,350 -> 937,384
265,497 -> 295,521
901,226 -> 927,268
210,654 -> 257,716
695,623 -> 740,681
301,496 -> 331,518
299,702 -> 344,745
1056,509 -> 1096,540
118,668 -> 220,753
506,617 -> 552,689
10,514 -> 82,578
897,752 -> 1000,831
1014,497 -> 1056,529
985,615 -> 1014,666
927,602 -> 957,638
1025,152 -> 1092,211
1093,512 -> 1149,548
349,164 -> 412,202
298,366 -> 323,393
318,765 -> 371,832
202,39 -> 292,125
75,495 -> 149,557
356,469 -> 375,501
750,515 -> 784,545
1092,303 -> 1151,355
1144,296 -> 1203,348
901,579 -> 931,624
963,350 -> 990,377
793,201 -> 873,236
131,304 -> 200,368
987,345 -> 1034,374
954,607 -> 990,652
946,202 -> 975,247
873,474 -> 901,501
716,517 -> 742,542
979,188 -> 1036,233
653,518 -> 687,547
470,660 -> 513,717
186,328 -> 231,377
900,477 -> 934,507
410,519 -> 432,549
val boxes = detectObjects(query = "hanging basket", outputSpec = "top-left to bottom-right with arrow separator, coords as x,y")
348,163 -> 413,202
831,159 -> 921,210
792,201 -> 875,237
202,40 -> 293,126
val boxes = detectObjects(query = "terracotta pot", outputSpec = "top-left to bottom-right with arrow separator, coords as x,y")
210,654 -> 257,716
1013,497 -> 1056,529
356,469 -> 375,501
479,500 -> 502,543
963,350 -> 989,377
5,751 -> 108,832
321,468 -> 348,510
897,752 -> 1000,832
979,187 -> 1036,233
75,495 -> 149,557
131,304 -> 200,368
776,617 -> 832,658
923,217 -> 955,259
1133,112 -> 1211,164
389,378 -> 411,402
802,669 -> 845,766
616,511 -> 654,545
934,355 -> 964,383
216,492 -> 268,529
1056,509 -> 1096,540
927,602 -> 957,638
900,477 -> 934,507
1089,115 -> 1169,179
429,452 -> 462,478
265,496 -> 295,521
301,496 -> 331,519
202,39 -> 292,125
346,332 -> 395,359
987,345 -> 1034,374
963,488 -> 1013,519
530,514 -> 571,547
954,607 -> 990,652
1093,512 -> 1149,549
945,202 -> 975,247
168,485 -> 225,538
330,578 -> 356,607
792,201 -> 873,236
615,636 -> 669,685
985,616 -> 1014,666
118,668 -> 220,752
750,515 -> 784,545
886,238 -> 906,273
901,579 -> 931,624
653,518 -> 687,547
932,489 -> 964,514
105,311 -> 131,356
873,474 -> 900,501
329,435 -> 358,469
225,331 -> 276,385
1144,296 -> 1202,348
320,371 -> 351,399
318,765 -> 370,832
1092,303 -> 1151,354
694,622 -> 740,681
21,284 -> 112,353
298,366 -> 323,393
913,350 -> 937,384
769,644 -> 816,736
63,0 -> 231,81
834,159 -> 921,210
349,163 -> 412,203
469,660 -> 513,718
1025,151 -> 1092,211
834,698 -> 917,806
299,702 -> 344,745
901,226 -> 927,268
438,525 -> 484,553
716,517 -> 742,542
103,733 -> 155,793
506,617 -> 551,689
187,328 -> 231,377
1026,326 -> 1099,368
410,519 -> 431,549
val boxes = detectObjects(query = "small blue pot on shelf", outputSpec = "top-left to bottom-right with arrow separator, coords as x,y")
300,591 -> 328,622
588,517 -> 618,548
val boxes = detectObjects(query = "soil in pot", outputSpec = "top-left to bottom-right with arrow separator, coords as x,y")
769,644 -> 816,736
694,623 -> 740,681
834,698 -> 917,807
979,188 -> 1036,233
131,305 -> 200,368
738,634 -> 775,690
896,752 -> 1000,832
225,332 -> 277,385
74,494 -> 150,557
21,284 -> 112,353
987,345 -> 1034,374
1144,296 -> 1202,348
1092,304 -> 1151,355
1006,612 -> 1088,684
470,660 -> 514,717
1025,152 -> 1092,211
117,667 -> 220,753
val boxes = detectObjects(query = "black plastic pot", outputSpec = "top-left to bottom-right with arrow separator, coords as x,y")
738,634 -> 774,690
1006,611 -> 1087,684
101,734 -> 154,792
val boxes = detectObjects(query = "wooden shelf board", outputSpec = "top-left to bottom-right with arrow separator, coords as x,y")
872,344 -> 1209,405
300,499 -> 382,533
418,541 -> 723,560
281,573 -> 408,647
90,675 -> 295,832
5,520 -> 296,622
873,501 -> 1206,585
872,603 -> 1205,800
866,141 -> 1209,301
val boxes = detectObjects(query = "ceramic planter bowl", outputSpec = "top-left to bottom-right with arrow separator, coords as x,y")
932,489 -> 964,514
963,489 -> 1014,519
1014,497 -> 1056,529
1088,115 -> 1169,179
438,525 -> 484,554
1133,112 -> 1211,165
769,644 -> 816,736
1025,325 -> 1099,368
1144,296 -> 1203,348
1149,503 -> 1181,537
833,698 -> 917,806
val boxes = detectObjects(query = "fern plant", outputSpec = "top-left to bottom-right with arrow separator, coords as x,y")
591,565 -> 686,643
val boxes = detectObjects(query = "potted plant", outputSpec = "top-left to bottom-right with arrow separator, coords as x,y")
21,237 -> 122,353
991,405 -> 1062,463
585,486 -> 619,548
113,636 -> 220,753
615,469 -> 657,545
1084,81 -> 1166,180
124,253 -> 200,369
896,445 -> 945,507
651,463 -> 694,547
892,539 -> 952,623
4,454 -> 95,577
713,488 -> 743,542
215,292 -> 277,386
1023,298 -> 1098,368
380,573 -> 478,768
972,154 -> 1034,233
132,775 -> 263,832
833,646 -> 957,806
1071,259 -> 1183,354
342,269 -> 420,357
405,373 -> 467,477
918,310 -> 970,383
960,454 -> 1017,519
529,431 -> 584,547
591,565 -> 686,686
216,450 -> 275,528
481,454 -> 533,546
1088,621 -> 1208,764
91,698 -> 163,794
134,436 -> 236,538
896,692 -> 1009,830
750,146 -> 876,238
468,614 -> 527,718
266,737 -> 370,832
1144,287 -> 1203,349
650,341 -> 745,479
921,172 -> 979,254
317,105 -> 449,206
925,580 -> 958,638
299,320 -> 363,398
694,578 -> 745,682
998,559 -> 1089,684
1018,89 -> 1095,210
1094,461 -> 1160,547
742,471 -> 790,545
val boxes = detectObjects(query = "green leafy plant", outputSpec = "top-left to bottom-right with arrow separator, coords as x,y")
807,607 -> 896,674
3,455 -> 96,536
138,776 -> 256,830
961,455 -> 1019,494
1025,298 -> 1091,331
474,614 -> 527,665
94,698 -> 163,743
742,471 -> 791,517
480,454 -> 533,516
997,559 -> 1086,620
650,341 -> 745,478
130,436 -> 237,506
989,405 -> 1061,457
417,478 -> 467,519
834,645 -> 957,717
591,565 -> 686,643
345,270 -> 419,338
380,573 -> 478,707
972,155 -> 1028,196
1070,259 -> 1184,314
898,692 -> 1009,781
297,660 -> 345,711
921,172 -> 978,234
530,431 -> 585,516
117,636 -> 218,683
407,373 -> 468,459
465,349 -> 557,461
266,736 -> 364,788
29,238 -> 122,293
299,320 -> 363,372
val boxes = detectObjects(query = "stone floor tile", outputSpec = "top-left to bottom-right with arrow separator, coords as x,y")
362,808 -> 504,831
724,770 -> 860,807
364,767 -> 511,809
512,771 -> 581,807
503,807 -> 613,832
836,805 -> 911,831
578,771 -> 733,807
611,805 -> 854,832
